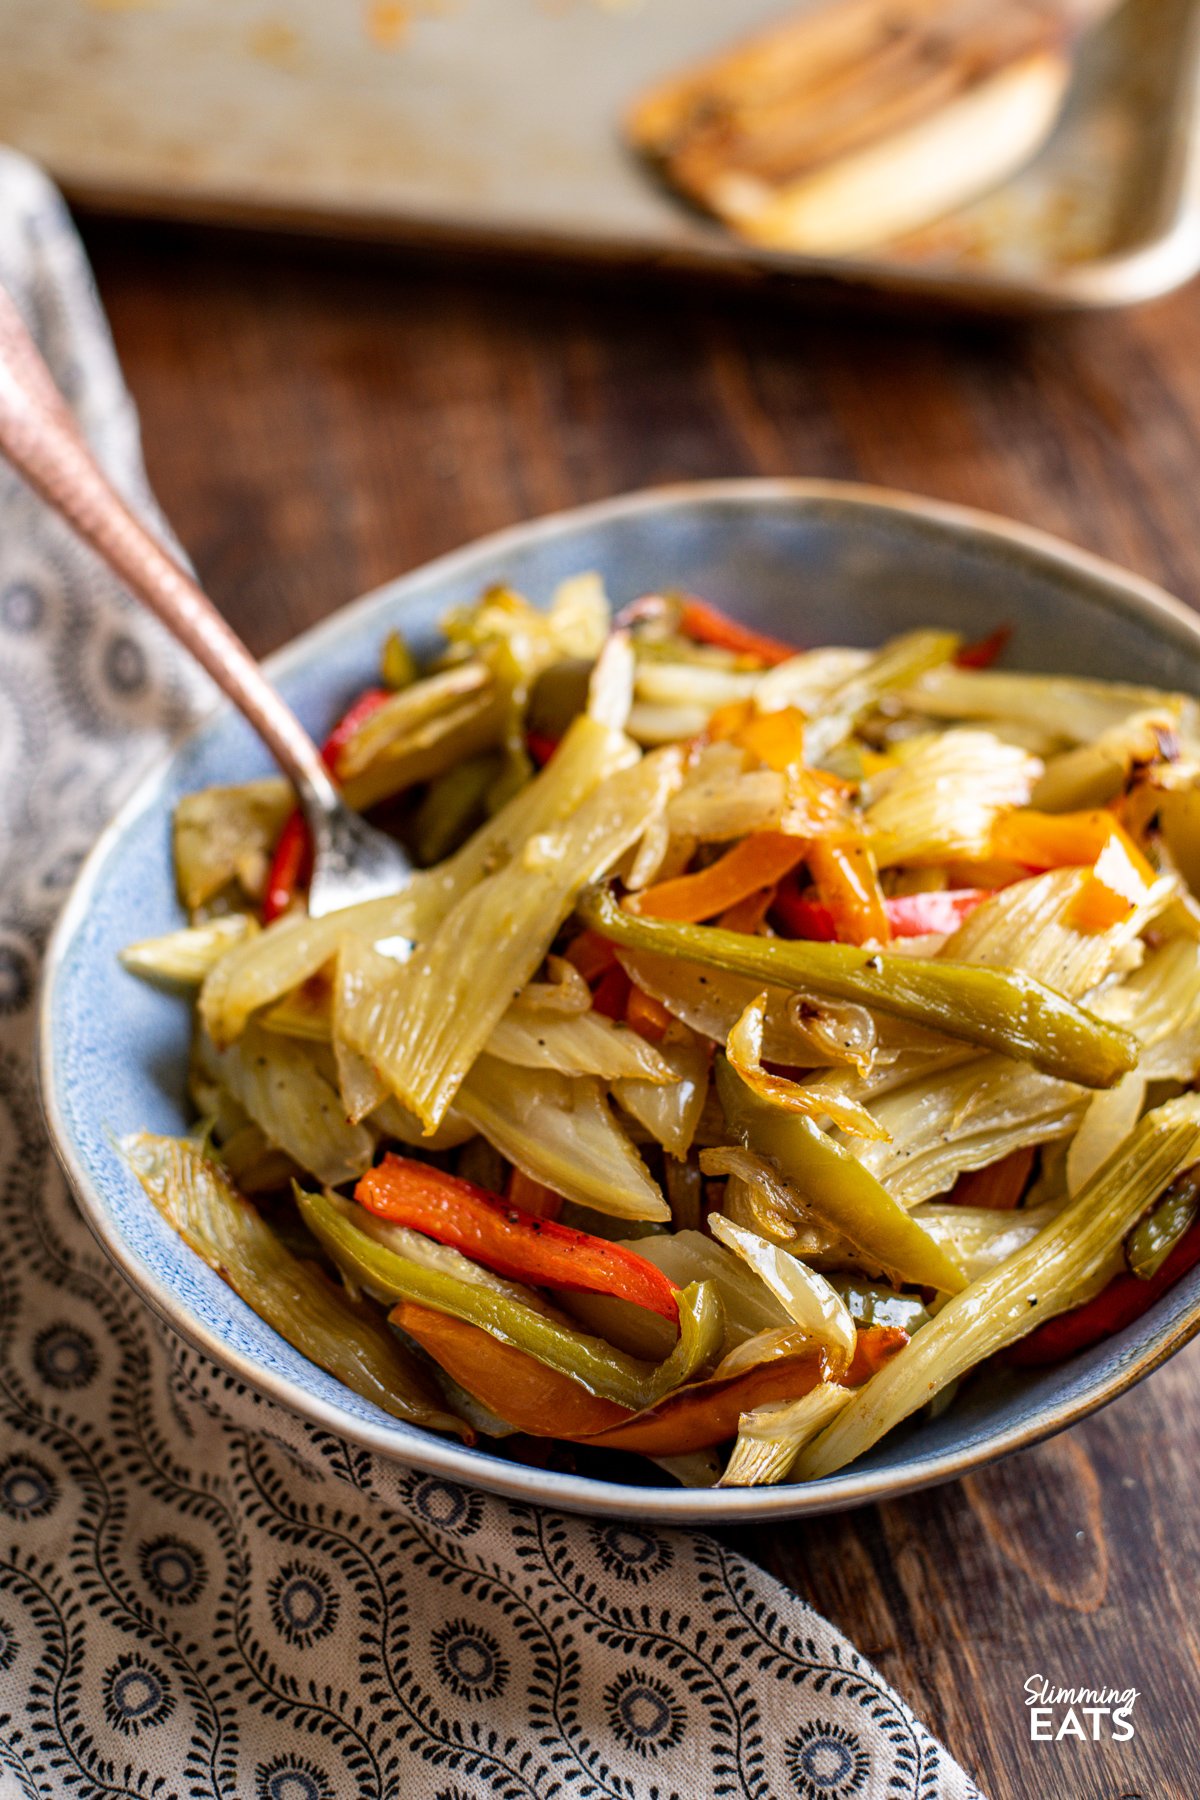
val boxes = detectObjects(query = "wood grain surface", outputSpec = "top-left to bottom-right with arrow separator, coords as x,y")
83,218 -> 1200,1800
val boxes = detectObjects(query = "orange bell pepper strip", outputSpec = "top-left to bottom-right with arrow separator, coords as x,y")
633,831 -> 810,922
737,707 -> 806,771
394,1301 -> 908,1452
625,984 -> 674,1043
707,697 -> 756,742
357,1154 -> 680,1323
806,838 -> 892,947
565,929 -> 618,985
990,808 -> 1154,876
262,685 -> 392,922
717,885 -> 778,935
990,808 -> 1156,933
506,1166 -> 564,1222
395,1299 -> 633,1435
1069,831 -> 1158,931
677,596 -> 799,667
707,701 -> 807,775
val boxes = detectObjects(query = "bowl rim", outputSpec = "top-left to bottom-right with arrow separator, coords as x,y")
38,476 -> 1200,1522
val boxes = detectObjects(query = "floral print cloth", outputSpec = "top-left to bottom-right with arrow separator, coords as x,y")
0,150 -> 985,1800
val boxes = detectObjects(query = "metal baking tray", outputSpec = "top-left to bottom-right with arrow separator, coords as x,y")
1,0 -> 1197,312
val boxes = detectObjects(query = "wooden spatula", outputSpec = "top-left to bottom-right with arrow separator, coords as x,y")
627,0 -> 1116,255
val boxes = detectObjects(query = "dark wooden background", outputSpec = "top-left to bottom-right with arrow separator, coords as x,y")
83,217 -> 1200,1800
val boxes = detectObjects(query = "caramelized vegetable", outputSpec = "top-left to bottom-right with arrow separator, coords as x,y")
397,1301 -> 906,1453
715,1057 -> 967,1294
356,1154 -> 681,1322
676,595 -> 799,666
123,1133 -> 468,1438
119,915 -> 258,989
990,809 -> 1157,933
774,884 -> 991,943
299,1188 -> 721,1410
798,1096 -> 1200,1476
725,993 -> 884,1139
173,778 -> 292,912
1126,1170 -> 1200,1280
581,884 -> 1137,1089
634,832 -> 809,922
456,1056 -> 668,1222
344,748 -> 680,1129
129,580 -> 1200,1489
806,838 -> 891,947
1011,1208 -> 1200,1365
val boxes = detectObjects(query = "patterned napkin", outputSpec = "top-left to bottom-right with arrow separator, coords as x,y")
0,150 -> 985,1800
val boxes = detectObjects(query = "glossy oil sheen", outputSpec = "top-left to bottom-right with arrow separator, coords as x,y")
39,481 -> 1200,1521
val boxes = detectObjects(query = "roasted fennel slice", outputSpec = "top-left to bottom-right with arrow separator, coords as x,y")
194,1022 -> 374,1189
122,1132 -> 468,1438
174,778 -> 292,912
795,1093 -> 1200,1478
120,915 -> 258,989
456,1055 -> 668,1222
199,711 -> 635,1047
626,0 -> 1078,256
345,747 -> 681,1129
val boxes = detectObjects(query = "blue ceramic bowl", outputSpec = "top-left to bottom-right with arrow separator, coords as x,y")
39,481 -> 1200,1521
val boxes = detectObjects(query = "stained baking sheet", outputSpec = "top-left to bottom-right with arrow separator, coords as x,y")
0,0 -> 1198,310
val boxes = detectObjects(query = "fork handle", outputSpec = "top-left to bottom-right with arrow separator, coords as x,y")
0,281 -> 338,812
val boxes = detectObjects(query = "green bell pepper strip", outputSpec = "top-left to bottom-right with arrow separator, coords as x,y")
298,1189 -> 723,1410
715,1057 -> 968,1294
578,885 -> 1138,1090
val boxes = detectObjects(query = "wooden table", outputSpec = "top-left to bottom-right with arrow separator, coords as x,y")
83,217 -> 1200,1800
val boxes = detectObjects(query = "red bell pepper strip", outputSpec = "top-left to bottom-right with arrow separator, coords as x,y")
1008,1215 -> 1200,1366
262,686 -> 392,921
321,686 -> 394,776
394,1301 -> 907,1451
526,730 -> 561,769
590,963 -> 632,1020
262,811 -> 313,925
955,625 -> 1012,670
773,883 -> 992,944
357,1153 -> 681,1323
677,596 -> 799,668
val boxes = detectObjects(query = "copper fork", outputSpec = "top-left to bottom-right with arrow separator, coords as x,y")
0,282 -> 411,916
